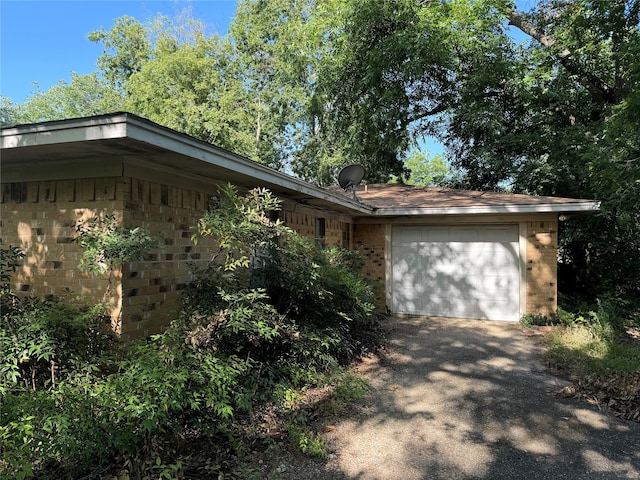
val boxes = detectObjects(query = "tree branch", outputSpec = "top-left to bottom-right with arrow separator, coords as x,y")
507,10 -> 616,107
405,102 -> 448,126
507,10 -> 569,55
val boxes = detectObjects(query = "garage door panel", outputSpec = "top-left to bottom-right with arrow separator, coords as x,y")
393,227 -> 425,244
392,225 -> 520,321
479,226 -> 519,242
423,227 -> 451,242
453,228 -> 481,242
392,247 -> 419,268
482,275 -> 515,291
421,243 -> 446,256
399,302 -> 424,315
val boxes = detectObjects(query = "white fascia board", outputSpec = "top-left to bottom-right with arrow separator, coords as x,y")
373,201 -> 601,216
1,114 -> 130,147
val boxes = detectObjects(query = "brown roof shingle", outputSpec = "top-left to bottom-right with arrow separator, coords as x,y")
327,184 -> 599,214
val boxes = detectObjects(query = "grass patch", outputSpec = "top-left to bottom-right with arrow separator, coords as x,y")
541,319 -> 640,422
543,325 -> 640,375
286,421 -> 329,459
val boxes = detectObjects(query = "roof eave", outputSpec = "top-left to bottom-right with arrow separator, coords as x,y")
1,113 -> 374,216
0,113 -> 131,146
372,202 -> 601,216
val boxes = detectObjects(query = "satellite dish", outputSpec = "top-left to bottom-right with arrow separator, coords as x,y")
338,165 -> 365,200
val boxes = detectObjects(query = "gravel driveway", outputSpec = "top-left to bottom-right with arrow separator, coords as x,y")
276,316 -> 640,480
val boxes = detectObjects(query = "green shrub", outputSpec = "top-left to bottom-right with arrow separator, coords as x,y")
0,245 -> 24,308
75,214 -> 160,277
1,313 -> 117,478
261,237 -> 379,364
520,313 -> 554,327
1,298 -> 114,395
286,421 -> 328,459
1,185 -> 383,478
189,184 -> 382,368
541,296 -> 640,377
552,297 -> 630,342
543,324 -> 640,375
75,215 -> 160,302
192,184 -> 286,272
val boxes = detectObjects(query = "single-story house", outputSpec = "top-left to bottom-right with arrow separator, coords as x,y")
0,113 -> 600,340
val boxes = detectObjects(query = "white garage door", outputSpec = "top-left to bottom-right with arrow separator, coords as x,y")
392,225 -> 520,321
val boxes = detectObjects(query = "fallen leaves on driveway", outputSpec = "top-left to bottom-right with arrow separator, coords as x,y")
558,372 -> 640,422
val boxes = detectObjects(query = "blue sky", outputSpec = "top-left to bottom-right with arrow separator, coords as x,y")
1,0 -> 238,103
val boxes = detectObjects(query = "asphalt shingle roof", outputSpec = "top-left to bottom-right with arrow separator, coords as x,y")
328,184 -> 598,211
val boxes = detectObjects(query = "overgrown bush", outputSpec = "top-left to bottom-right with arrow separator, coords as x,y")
554,297 -> 630,338
186,184 -> 381,369
543,324 -> 640,376
261,237 -> 378,365
1,307 -> 117,475
0,245 -> 24,308
520,313 -> 554,327
522,296 -> 631,335
1,185 -> 383,478
75,214 -> 161,277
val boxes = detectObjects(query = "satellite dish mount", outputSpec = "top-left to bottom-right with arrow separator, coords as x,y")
338,165 -> 365,201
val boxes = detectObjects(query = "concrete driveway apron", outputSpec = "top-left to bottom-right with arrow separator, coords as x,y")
324,316 -> 640,480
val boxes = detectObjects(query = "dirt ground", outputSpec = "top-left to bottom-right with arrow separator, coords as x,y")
245,316 -> 640,480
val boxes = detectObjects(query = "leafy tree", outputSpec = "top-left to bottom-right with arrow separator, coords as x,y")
90,7 -> 304,169
88,15 -> 152,92
122,32 -> 256,153
0,96 -> 21,126
401,150 -> 448,186
496,1 -> 640,300
226,0 -> 313,169
306,0 -> 639,303
11,73 -> 123,123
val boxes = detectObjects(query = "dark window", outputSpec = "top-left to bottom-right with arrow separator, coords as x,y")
342,222 -> 351,249
315,217 -> 326,248
268,210 -> 280,223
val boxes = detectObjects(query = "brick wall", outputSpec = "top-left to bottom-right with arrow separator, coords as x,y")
2,177 -> 561,330
120,178 -> 218,339
281,205 -> 350,248
1,178 -> 360,339
1,177 -> 218,340
525,220 -> 558,317
353,223 -> 387,310
282,209 -> 315,240
1,178 -> 124,327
